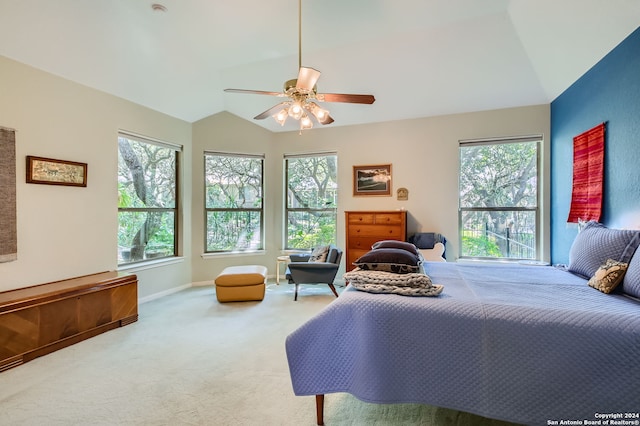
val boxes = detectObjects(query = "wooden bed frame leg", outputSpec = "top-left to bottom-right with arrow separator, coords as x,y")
315,394 -> 325,425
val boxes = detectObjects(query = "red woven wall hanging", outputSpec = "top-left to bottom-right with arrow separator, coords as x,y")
567,122 -> 605,223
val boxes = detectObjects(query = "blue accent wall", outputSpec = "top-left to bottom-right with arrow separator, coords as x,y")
551,26 -> 640,265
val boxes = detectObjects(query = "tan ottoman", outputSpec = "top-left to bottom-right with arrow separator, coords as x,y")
214,265 -> 267,302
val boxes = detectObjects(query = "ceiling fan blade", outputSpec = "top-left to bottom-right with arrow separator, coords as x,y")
254,103 -> 288,120
224,88 -> 284,97
317,93 -> 376,104
296,67 -> 321,91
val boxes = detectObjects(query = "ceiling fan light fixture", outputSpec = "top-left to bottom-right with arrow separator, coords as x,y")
300,114 -> 313,130
223,0 -> 374,132
273,108 -> 289,126
289,102 -> 304,120
284,79 -> 298,93
308,102 -> 329,122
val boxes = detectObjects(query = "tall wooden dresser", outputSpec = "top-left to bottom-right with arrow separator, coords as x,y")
345,210 -> 407,271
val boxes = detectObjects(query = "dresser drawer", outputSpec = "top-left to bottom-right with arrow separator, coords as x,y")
347,213 -> 375,224
374,213 -> 404,225
345,211 -> 407,272
348,224 -> 403,238
348,236 -> 383,251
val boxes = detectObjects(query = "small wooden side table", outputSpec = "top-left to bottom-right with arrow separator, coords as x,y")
276,255 -> 290,284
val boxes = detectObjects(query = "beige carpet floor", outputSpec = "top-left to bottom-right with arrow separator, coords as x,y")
0,281 -> 520,426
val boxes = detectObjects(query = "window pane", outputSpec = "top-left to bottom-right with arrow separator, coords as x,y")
205,155 -> 262,208
460,210 -> 536,259
204,153 -> 264,252
118,135 -> 178,266
287,211 -> 337,249
286,154 -> 338,250
206,211 -> 262,251
459,139 -> 538,260
459,142 -> 537,208
118,137 -> 176,208
118,211 -> 175,262
287,156 -> 337,209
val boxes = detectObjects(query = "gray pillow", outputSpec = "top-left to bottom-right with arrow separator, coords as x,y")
354,248 -> 421,274
568,221 -> 640,279
371,240 -> 419,255
621,249 -> 640,298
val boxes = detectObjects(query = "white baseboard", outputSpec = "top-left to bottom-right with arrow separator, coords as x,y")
139,283 -> 192,304
140,277 -> 283,303
192,280 -> 215,287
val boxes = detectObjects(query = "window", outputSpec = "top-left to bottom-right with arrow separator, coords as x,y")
459,136 -> 540,260
205,152 -> 264,252
285,153 -> 338,249
118,133 -> 180,265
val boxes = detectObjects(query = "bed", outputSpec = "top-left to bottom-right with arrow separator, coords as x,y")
285,223 -> 640,425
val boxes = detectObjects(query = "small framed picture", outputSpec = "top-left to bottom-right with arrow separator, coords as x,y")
26,156 -> 87,187
353,164 -> 392,196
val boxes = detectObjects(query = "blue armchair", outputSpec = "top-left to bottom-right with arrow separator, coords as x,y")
285,245 -> 343,301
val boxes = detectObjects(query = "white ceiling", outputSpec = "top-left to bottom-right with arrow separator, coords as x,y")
1,0 -> 639,132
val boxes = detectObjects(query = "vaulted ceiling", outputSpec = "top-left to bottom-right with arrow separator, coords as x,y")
1,0 -> 638,132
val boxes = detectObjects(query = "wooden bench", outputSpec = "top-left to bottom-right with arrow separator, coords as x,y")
0,271 -> 138,372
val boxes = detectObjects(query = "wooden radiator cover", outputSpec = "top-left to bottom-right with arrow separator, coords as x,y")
0,271 -> 138,372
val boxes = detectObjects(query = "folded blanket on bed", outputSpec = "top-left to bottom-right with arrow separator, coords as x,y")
343,269 -> 444,296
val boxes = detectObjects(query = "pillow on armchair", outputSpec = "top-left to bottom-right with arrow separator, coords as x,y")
309,245 -> 330,262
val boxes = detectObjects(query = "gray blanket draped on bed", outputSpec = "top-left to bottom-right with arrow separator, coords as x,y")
285,262 -> 640,425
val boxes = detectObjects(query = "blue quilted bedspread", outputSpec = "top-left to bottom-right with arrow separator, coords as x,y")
285,262 -> 640,425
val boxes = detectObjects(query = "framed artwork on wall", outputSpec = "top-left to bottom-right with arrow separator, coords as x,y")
26,156 -> 87,187
353,164 -> 392,196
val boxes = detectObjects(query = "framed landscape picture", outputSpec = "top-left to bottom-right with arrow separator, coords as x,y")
353,164 -> 392,196
26,156 -> 87,187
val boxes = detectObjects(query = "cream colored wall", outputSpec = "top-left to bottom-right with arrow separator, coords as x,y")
191,105 -> 550,283
0,56 -> 193,299
0,53 -> 550,298
274,104 -> 551,265
190,112 -> 277,283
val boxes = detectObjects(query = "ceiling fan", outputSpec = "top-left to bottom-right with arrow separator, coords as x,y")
224,0 -> 375,132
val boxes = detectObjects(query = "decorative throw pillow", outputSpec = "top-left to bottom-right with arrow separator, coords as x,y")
353,248 -> 421,274
587,259 -> 628,294
568,221 -> 640,279
371,240 -> 419,255
309,245 -> 330,263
